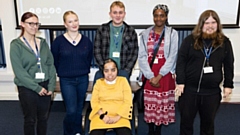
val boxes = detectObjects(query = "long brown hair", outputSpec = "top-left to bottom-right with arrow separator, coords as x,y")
192,10 -> 225,50
19,12 -> 38,37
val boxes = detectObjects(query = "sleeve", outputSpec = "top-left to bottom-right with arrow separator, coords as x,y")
94,27 -> 104,70
124,28 -> 139,74
116,78 -> 133,120
160,29 -> 179,76
10,40 -> 42,93
89,80 -> 102,120
176,36 -> 191,85
138,34 -> 154,79
50,37 -> 60,72
223,38 -> 234,88
43,40 -> 56,92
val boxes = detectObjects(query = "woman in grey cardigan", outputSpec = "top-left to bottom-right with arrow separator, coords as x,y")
138,4 -> 179,135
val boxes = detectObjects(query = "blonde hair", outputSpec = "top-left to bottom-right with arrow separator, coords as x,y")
110,1 -> 125,11
63,11 -> 78,22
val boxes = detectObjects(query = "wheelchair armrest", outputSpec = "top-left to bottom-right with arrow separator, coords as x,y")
133,102 -> 138,135
82,102 -> 90,134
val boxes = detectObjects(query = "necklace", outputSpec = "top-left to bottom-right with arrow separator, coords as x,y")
112,25 -> 123,37
67,32 -> 79,44
113,28 -> 120,37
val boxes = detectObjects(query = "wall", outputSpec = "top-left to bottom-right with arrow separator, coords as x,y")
0,0 -> 239,102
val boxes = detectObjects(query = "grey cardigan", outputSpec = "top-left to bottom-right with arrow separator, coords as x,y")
138,26 -> 179,80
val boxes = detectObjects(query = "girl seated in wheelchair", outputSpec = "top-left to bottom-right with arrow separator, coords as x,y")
89,58 -> 133,135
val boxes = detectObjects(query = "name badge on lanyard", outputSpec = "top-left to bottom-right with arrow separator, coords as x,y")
112,52 -> 120,58
152,26 -> 165,65
203,67 -> 213,73
35,72 -> 45,79
203,46 -> 213,74
23,36 -> 45,79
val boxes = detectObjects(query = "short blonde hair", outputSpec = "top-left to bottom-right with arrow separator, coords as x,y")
110,1 -> 125,11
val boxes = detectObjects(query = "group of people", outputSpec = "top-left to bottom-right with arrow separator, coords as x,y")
9,1 -> 234,135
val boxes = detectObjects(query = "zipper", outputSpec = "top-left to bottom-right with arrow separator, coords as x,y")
197,45 -> 220,92
197,57 -> 206,92
210,45 -> 220,54
201,45 -> 220,55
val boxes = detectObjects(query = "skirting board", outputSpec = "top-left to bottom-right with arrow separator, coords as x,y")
1,92 -> 239,103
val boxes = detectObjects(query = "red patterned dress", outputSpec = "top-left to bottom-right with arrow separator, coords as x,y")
143,30 -> 175,125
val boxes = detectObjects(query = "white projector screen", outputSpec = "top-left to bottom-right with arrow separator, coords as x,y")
14,0 -> 240,29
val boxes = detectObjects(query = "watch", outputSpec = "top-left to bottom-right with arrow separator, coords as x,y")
99,111 -> 108,120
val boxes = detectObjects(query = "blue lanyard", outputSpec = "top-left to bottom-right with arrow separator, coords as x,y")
112,26 -> 124,49
153,27 -> 165,51
204,46 -> 212,66
23,36 -> 41,68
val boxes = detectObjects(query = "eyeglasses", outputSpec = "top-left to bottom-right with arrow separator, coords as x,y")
24,22 -> 41,27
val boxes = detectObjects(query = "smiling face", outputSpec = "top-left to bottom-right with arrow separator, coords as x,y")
103,61 -> 118,82
153,9 -> 167,27
202,16 -> 217,34
21,16 -> 39,36
109,5 -> 126,26
64,13 -> 79,32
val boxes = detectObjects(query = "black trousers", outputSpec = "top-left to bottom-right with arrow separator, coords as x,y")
17,80 -> 51,135
178,92 -> 221,135
90,127 -> 132,135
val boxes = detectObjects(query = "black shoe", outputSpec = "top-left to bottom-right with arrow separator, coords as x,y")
154,130 -> 161,135
148,131 -> 154,135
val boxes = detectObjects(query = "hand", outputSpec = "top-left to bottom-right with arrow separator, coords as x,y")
108,115 -> 121,124
38,88 -> 48,96
175,84 -> 185,97
46,91 -> 52,96
223,87 -> 232,98
150,74 -> 162,87
97,109 -> 103,115
172,74 -> 176,79
150,82 -> 160,87
102,115 -> 110,124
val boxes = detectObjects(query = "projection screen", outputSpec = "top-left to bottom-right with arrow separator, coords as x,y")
14,0 -> 240,29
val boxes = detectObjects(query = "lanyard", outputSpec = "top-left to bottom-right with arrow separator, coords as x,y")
153,27 -> 165,51
204,46 -> 212,66
112,25 -> 124,49
23,36 -> 41,69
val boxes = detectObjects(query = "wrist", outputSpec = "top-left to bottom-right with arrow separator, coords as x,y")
157,74 -> 162,79
99,111 -> 108,120
97,109 -> 103,115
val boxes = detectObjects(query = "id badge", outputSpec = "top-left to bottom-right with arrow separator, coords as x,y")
35,72 -> 45,79
112,52 -> 120,58
203,66 -> 213,74
154,58 -> 158,64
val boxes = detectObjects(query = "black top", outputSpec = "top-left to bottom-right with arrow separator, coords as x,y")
176,34 -> 234,95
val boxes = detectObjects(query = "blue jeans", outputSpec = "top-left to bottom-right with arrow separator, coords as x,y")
93,69 -> 130,85
60,75 -> 89,135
